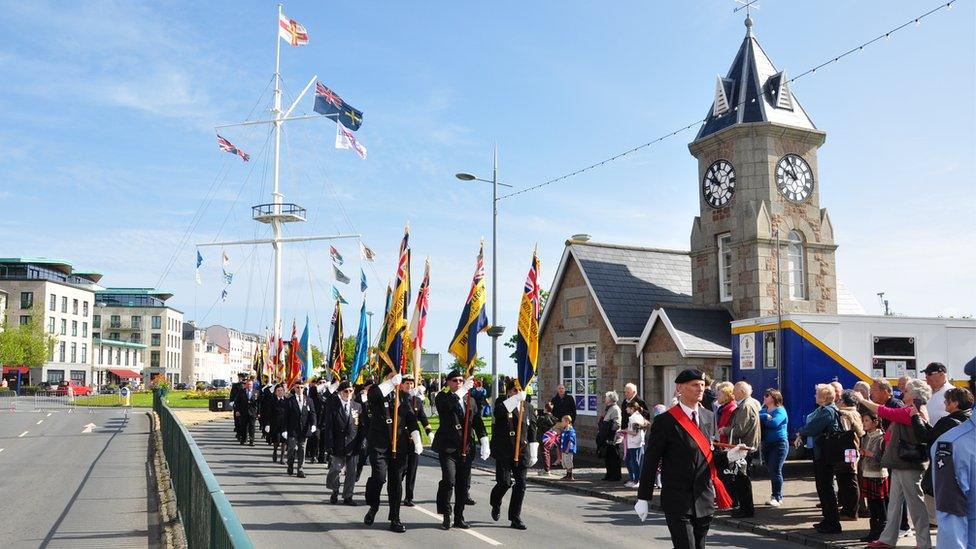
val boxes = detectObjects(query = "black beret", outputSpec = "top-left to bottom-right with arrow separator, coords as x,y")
337,381 -> 352,392
446,369 -> 463,380
674,368 -> 705,384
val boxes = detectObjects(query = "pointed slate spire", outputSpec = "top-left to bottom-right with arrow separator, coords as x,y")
695,17 -> 815,141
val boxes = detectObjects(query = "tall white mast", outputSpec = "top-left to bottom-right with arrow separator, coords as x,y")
271,3 -> 284,345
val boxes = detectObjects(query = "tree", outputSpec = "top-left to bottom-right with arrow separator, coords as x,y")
449,355 -> 487,374
0,307 -> 57,367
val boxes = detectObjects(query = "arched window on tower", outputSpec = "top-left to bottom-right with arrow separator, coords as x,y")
787,230 -> 806,300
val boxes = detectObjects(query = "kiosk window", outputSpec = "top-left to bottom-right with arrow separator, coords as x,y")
872,336 -> 916,378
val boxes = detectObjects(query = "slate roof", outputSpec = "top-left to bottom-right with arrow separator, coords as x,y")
695,19 -> 816,141
570,242 -> 692,339
661,306 -> 733,355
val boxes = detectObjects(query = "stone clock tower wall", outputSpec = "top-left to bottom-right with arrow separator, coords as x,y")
689,123 -> 838,320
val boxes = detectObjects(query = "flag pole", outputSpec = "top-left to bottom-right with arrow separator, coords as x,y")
514,398 -> 524,463
460,358 -> 474,458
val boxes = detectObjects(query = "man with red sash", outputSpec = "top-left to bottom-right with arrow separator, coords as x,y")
635,368 -> 745,549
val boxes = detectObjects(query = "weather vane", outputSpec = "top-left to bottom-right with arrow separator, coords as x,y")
733,0 -> 760,17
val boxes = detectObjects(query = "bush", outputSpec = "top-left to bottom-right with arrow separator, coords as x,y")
19,385 -> 39,396
184,389 -> 230,400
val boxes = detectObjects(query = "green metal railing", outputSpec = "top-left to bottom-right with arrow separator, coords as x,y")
154,391 -> 252,549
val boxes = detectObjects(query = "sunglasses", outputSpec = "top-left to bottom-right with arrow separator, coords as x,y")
448,378 -> 463,383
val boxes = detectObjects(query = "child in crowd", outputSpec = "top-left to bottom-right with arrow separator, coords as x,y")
859,411 -> 888,543
536,402 -> 560,476
624,401 -> 647,488
558,415 -> 577,481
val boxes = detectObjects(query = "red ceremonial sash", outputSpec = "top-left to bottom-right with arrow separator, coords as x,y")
667,405 -> 733,510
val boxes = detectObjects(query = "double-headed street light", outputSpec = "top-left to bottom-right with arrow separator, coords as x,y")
455,146 -> 513,398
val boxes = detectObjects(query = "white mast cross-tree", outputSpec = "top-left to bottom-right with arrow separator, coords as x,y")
198,4 -> 359,346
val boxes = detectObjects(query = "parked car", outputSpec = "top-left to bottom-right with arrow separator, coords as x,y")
54,380 -> 92,396
38,381 -> 57,393
174,383 -> 188,390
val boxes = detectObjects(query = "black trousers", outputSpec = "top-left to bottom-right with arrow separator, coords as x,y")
490,456 -> 528,521
316,427 -> 329,463
287,436 -> 307,472
405,450 -> 419,501
356,445 -> 369,481
604,445 -> 622,481
305,432 -> 318,460
835,465 -> 859,518
813,459 -> 840,527
664,513 -> 712,549
436,451 -> 473,517
732,453 -> 755,513
238,415 -> 255,443
867,498 -> 888,537
365,448 -> 407,522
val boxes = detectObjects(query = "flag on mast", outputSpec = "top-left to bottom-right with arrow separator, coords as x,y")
378,227 -> 410,375
298,316 -> 313,381
515,250 -> 542,391
330,245 -> 344,265
449,241 -> 489,376
360,268 -> 368,293
335,121 -> 367,159
332,285 -> 348,304
409,259 -> 430,383
216,135 -> 250,162
350,300 -> 369,384
360,241 -> 376,262
195,250 -> 203,285
278,11 -> 309,47
327,301 -> 345,380
333,265 -> 351,284
314,82 -> 364,131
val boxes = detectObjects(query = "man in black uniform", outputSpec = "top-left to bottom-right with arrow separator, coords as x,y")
355,380 -> 374,482
233,379 -> 259,445
315,378 -> 336,465
229,373 -> 247,440
264,384 -> 289,462
432,370 -> 487,530
401,374 -> 432,507
635,369 -> 741,549
257,375 -> 273,442
363,372 -> 421,533
305,377 -> 321,463
325,380 -> 363,505
284,382 -> 317,478
490,378 -> 538,530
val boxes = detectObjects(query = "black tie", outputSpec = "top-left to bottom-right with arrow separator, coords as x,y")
691,410 -> 699,431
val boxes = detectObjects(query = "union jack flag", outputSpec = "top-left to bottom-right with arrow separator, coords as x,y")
316,82 -> 343,108
542,429 -> 559,448
216,135 -> 250,162
408,260 -> 430,381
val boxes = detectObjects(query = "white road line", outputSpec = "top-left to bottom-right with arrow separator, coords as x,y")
18,431 -> 28,437
0,448 -> 4,453
46,412 -> 52,417
36,419 -> 43,425
410,504 -> 502,546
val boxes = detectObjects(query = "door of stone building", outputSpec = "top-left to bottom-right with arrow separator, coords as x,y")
662,366 -> 677,405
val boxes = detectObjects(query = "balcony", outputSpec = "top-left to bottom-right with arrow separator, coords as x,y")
108,321 -> 143,331
252,203 -> 306,224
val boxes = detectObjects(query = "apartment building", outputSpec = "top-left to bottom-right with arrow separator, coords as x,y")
205,325 -> 262,377
181,323 -> 232,385
92,337 -> 147,387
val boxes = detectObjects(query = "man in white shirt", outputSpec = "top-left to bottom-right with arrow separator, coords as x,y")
924,362 -> 951,424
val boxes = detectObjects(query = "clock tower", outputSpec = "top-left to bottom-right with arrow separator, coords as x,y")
689,17 -> 838,320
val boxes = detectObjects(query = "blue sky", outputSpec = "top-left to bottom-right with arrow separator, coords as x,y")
1,1 -> 973,376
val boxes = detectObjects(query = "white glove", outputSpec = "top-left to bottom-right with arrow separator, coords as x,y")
411,430 -> 423,455
282,431 -> 288,439
462,376 -> 475,391
503,394 -> 521,412
379,379 -> 395,397
727,443 -> 749,463
479,436 -> 491,460
528,442 -> 539,467
516,391 -> 527,402
359,393 -> 367,403
310,425 -> 317,434
391,373 -> 403,386
635,499 -> 649,522
429,431 -> 436,447
264,425 -> 270,433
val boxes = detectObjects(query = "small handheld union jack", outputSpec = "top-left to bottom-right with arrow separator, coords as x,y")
216,135 -> 250,162
542,429 -> 559,448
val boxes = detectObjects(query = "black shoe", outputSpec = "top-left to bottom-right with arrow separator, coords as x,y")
402,499 -> 415,507
730,510 -> 754,519
287,467 -> 294,476
453,518 -> 470,529
249,439 -> 254,446
466,497 -> 476,506
490,504 -> 500,522
511,519 -> 527,530
364,506 -> 378,525
441,514 -> 451,530
343,498 -> 357,507
858,533 -> 879,542
272,451 -> 278,462
815,523 -> 842,534
296,471 -> 306,478
390,520 -> 406,533
330,493 -> 338,504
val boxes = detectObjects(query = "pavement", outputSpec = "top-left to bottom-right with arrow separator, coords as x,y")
0,398 -> 156,549
189,417 -> 805,548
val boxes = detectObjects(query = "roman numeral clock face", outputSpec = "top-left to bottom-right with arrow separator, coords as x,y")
776,154 -> 814,202
702,159 -> 735,208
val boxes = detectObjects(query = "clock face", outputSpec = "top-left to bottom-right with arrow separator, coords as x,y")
775,154 -> 814,202
702,159 -> 736,209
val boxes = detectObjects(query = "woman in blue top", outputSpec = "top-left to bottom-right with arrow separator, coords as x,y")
759,388 -> 789,506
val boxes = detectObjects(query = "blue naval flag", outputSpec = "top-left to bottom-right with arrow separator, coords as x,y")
350,301 -> 369,383
314,82 -> 363,131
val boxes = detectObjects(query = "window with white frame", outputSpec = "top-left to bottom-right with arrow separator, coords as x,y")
718,233 -> 733,302
787,230 -> 806,300
559,344 -> 599,414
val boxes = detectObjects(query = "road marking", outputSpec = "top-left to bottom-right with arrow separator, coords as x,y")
82,423 -> 97,434
36,419 -> 44,425
46,412 -> 52,417
410,504 -> 502,546
0,448 -> 4,453
18,431 -> 28,437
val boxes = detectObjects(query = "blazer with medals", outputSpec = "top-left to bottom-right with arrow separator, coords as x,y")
637,405 -> 729,518
365,384 -> 419,454
325,396 -> 364,456
432,389 -> 487,456
233,387 -> 259,419
490,396 -> 537,462
284,393 -> 317,441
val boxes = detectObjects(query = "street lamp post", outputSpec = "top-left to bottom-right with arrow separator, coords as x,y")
456,146 -> 513,398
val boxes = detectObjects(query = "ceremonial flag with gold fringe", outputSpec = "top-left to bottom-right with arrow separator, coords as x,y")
515,249 -> 541,391
285,321 -> 301,388
378,227 -> 410,375
449,241 -> 489,376
327,301 -> 345,380
408,259 -> 430,383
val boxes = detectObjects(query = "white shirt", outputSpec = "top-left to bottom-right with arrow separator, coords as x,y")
626,412 -> 646,448
678,400 -> 701,427
927,382 -> 949,424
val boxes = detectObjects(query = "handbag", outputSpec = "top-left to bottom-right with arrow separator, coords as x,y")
896,438 -> 928,463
